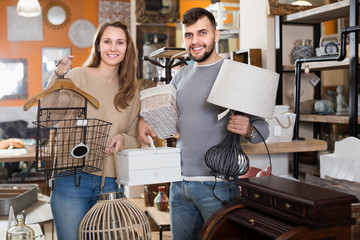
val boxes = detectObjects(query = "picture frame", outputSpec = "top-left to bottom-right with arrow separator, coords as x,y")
6,6 -> 43,41
42,47 -> 71,89
266,0 -> 315,16
136,0 -> 180,23
0,58 -> 28,100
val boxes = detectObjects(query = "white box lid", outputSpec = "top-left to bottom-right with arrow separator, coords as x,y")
118,147 -> 180,156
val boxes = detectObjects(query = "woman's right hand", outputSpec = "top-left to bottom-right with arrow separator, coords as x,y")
55,55 -> 74,78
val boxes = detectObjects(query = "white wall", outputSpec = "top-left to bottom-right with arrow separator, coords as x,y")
239,0 -> 275,71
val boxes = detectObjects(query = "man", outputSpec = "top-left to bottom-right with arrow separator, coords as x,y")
138,7 -> 269,240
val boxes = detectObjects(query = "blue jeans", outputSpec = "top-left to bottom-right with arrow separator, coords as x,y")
50,172 -> 120,240
169,180 -> 240,240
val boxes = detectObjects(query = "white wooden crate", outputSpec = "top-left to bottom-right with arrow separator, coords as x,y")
118,147 -> 182,186
320,137 -> 360,183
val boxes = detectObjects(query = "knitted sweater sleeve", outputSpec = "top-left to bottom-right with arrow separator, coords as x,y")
122,90 -> 140,149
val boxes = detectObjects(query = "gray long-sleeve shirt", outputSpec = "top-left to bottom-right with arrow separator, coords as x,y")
171,59 -> 269,177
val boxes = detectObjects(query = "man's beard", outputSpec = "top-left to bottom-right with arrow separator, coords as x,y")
188,41 -> 215,63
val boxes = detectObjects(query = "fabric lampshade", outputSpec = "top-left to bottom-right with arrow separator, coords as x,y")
207,59 -> 279,119
16,0 -> 41,17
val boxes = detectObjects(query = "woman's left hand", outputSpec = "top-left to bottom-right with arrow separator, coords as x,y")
104,134 -> 124,155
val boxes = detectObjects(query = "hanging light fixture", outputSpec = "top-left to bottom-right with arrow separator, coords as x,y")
16,0 -> 41,17
291,0 -> 312,6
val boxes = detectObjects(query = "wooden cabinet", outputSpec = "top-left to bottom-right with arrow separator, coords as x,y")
198,176 -> 358,240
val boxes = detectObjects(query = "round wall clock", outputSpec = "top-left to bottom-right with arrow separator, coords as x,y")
324,42 -> 339,55
68,19 -> 96,48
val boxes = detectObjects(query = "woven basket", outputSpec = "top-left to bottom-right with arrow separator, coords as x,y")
140,84 -> 179,139
78,149 -> 152,239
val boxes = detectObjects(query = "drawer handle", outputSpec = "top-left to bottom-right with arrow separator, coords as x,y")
254,193 -> 261,199
285,203 -> 292,209
249,219 -> 255,226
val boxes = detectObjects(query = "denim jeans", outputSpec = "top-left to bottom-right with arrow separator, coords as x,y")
50,172 -> 119,240
169,180 -> 240,240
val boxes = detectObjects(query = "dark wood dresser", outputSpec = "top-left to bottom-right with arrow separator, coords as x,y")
198,176 -> 358,240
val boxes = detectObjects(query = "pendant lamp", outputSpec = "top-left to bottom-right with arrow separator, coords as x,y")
16,0 -> 41,17
291,0 -> 312,6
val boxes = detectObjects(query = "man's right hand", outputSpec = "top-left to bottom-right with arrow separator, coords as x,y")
137,118 -> 156,146
55,55 -> 74,78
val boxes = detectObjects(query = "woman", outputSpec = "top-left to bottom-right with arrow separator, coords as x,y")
42,21 -> 140,239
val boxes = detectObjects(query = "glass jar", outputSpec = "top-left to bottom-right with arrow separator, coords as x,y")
6,214 -> 35,240
153,186 -> 169,211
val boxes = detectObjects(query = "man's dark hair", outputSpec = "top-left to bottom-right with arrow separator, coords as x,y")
181,7 -> 217,30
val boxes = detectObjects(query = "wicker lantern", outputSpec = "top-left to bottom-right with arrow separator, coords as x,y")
78,150 -> 152,240
78,191 -> 151,239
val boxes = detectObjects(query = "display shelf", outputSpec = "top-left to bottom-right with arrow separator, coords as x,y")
242,138 -> 327,155
300,114 -> 360,124
275,0 -> 359,179
284,0 -> 354,24
283,58 -> 360,72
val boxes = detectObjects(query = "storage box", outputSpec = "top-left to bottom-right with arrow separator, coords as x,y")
118,147 -> 182,186
266,105 -> 295,143
140,84 -> 179,139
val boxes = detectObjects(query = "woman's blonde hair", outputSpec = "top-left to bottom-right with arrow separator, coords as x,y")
83,21 -> 138,111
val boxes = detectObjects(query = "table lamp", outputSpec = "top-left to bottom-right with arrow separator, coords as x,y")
205,59 -> 279,180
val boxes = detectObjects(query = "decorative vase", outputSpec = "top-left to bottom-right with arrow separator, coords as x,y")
153,186 -> 169,211
6,214 -> 35,240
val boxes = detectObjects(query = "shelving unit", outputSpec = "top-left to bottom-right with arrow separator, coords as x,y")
300,114 -> 360,124
283,57 -> 360,71
275,0 -> 359,178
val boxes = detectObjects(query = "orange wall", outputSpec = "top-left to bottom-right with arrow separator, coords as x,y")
0,0 -> 99,107
180,1 -> 210,17
0,0 -> 235,107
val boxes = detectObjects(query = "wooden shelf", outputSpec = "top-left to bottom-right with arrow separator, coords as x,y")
242,138 -> 327,155
300,114 -> 360,124
284,0 -> 352,24
283,58 -> 360,72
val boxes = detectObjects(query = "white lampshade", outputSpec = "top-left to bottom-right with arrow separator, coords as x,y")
207,59 -> 279,119
16,0 -> 41,17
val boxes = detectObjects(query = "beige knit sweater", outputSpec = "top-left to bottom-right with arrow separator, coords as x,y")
40,67 -> 140,178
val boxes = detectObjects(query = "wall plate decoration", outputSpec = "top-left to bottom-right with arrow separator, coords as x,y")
6,6 -> 43,41
68,19 -> 96,48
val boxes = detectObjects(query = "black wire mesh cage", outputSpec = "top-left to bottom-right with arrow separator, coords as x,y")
33,103 -> 112,181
